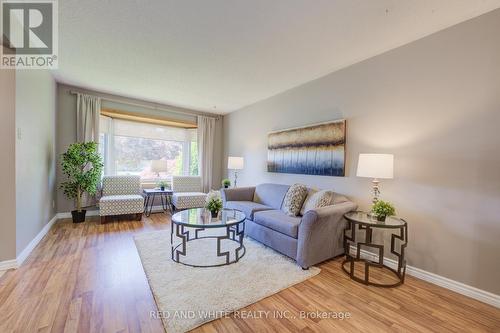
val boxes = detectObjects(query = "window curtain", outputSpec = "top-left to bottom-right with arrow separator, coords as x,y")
197,115 -> 216,192
76,93 -> 101,207
76,93 -> 101,143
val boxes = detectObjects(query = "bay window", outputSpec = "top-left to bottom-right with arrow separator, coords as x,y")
99,116 -> 198,181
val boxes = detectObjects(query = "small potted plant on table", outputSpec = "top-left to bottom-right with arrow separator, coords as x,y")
372,200 -> 396,222
206,190 -> 223,218
157,180 -> 168,191
222,178 -> 231,188
60,142 -> 103,223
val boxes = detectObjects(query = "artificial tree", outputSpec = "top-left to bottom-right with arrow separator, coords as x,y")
60,142 -> 103,223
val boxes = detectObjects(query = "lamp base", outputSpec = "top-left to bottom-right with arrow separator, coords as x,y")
372,178 -> 380,204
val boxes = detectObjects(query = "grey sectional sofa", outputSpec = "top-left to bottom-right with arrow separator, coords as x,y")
221,183 -> 357,269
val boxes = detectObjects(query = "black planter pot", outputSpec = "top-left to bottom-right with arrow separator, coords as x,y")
224,185 -> 229,188
211,210 -> 219,218
160,186 -> 165,191
376,215 -> 386,222
71,210 -> 87,223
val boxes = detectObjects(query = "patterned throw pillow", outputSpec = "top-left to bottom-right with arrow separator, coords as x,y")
300,188 -> 318,216
282,184 -> 309,216
332,193 -> 348,205
301,190 -> 335,214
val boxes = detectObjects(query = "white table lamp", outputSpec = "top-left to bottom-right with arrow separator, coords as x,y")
227,156 -> 244,187
151,160 -> 168,178
356,153 -> 394,204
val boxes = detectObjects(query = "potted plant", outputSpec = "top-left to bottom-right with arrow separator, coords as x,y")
157,180 -> 168,191
60,142 -> 103,223
205,190 -> 223,218
222,178 -> 231,188
372,200 -> 396,222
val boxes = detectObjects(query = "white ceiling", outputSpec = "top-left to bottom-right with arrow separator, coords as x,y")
54,0 -> 500,114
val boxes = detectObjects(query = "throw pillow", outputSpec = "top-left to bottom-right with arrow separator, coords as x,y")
332,193 -> 349,205
300,188 -> 318,216
301,190 -> 335,214
282,184 -> 309,216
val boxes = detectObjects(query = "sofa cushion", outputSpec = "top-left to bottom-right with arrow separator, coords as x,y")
99,194 -> 144,216
282,183 -> 308,216
172,192 -> 207,209
253,183 -> 290,210
225,201 -> 272,220
253,210 -> 302,238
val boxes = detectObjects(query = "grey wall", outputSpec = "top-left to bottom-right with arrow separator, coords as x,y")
56,84 -> 224,213
0,61 -> 17,261
15,70 -> 57,256
55,84 -> 79,213
224,9 -> 500,294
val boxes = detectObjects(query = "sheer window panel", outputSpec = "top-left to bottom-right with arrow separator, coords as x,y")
99,116 -> 198,181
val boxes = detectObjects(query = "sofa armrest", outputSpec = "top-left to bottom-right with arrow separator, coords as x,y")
221,187 -> 256,204
297,201 -> 358,268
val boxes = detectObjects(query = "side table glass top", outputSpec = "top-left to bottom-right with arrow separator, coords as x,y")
143,188 -> 173,194
172,208 -> 245,228
344,211 -> 406,228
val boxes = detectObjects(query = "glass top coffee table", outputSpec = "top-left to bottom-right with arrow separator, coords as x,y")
170,208 -> 246,267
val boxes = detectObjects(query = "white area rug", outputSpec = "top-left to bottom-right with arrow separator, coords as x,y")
134,229 -> 320,333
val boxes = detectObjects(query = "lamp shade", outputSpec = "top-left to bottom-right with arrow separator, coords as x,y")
227,156 -> 244,170
150,159 -> 168,173
356,154 -> 394,179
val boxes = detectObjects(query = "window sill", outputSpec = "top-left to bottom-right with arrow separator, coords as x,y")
141,180 -> 171,189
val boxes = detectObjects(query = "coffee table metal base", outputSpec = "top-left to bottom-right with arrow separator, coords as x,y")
170,222 -> 246,268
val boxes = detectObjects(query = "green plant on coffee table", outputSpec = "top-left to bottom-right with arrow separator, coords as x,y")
157,180 -> 168,190
206,190 -> 223,215
222,178 -> 231,188
60,142 -> 103,212
372,200 -> 395,221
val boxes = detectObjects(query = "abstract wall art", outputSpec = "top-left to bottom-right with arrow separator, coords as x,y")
267,119 -> 346,176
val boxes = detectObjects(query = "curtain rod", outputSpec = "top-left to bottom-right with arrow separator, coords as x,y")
69,90 -> 220,119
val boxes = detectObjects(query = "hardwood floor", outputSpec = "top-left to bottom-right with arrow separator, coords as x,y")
0,214 -> 498,333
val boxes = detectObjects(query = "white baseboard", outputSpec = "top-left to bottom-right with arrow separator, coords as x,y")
350,247 -> 500,308
16,214 -> 59,266
56,210 -> 100,219
144,205 -> 171,214
2,207 -> 166,272
0,214 -> 59,271
0,259 -> 17,271
56,206 -> 167,220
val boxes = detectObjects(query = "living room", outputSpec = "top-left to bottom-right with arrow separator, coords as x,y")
1,1 -> 499,332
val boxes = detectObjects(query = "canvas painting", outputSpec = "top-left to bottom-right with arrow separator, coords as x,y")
267,120 -> 346,176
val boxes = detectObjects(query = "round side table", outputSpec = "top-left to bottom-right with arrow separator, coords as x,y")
342,211 -> 408,288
